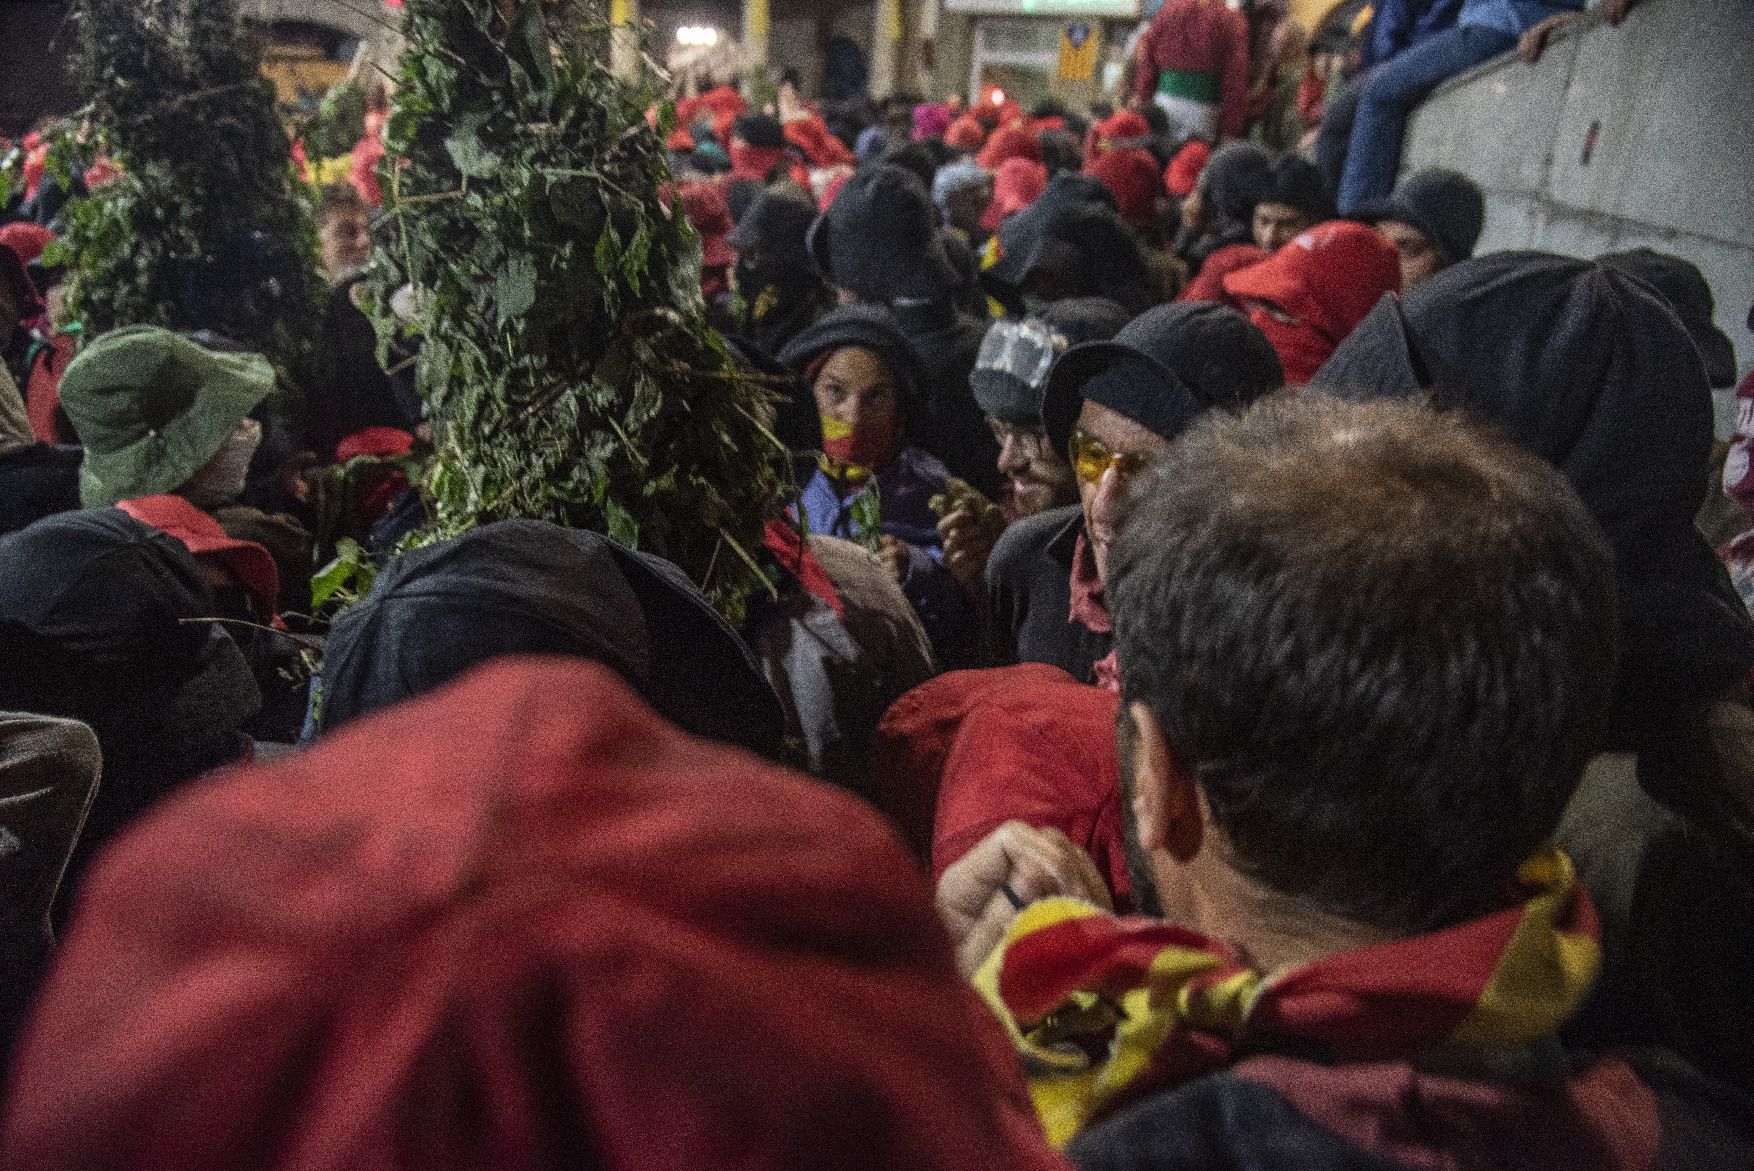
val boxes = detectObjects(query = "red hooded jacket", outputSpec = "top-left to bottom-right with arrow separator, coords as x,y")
1,657 -> 1071,1171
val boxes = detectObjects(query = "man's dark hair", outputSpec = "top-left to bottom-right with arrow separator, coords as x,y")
1108,394 -> 1618,934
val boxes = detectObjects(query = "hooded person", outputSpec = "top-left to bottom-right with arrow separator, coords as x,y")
727,188 -> 834,360
1250,154 -> 1334,252
1357,166 -> 1485,291
1597,247 -> 1739,391
1315,251 -> 1754,863
0,510 -> 260,900
1224,220 -> 1401,384
780,306 -> 980,665
986,302 -> 1284,686
1082,108 -> 1152,162
808,164 -> 999,494
945,113 -> 987,154
0,657 -> 1070,1171
314,519 -> 785,760
1172,140 -> 1272,273
986,176 -> 1157,318
981,156 -> 1049,235
0,711 -> 100,1058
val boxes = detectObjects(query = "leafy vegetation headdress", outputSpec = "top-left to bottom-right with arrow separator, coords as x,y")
372,0 -> 791,623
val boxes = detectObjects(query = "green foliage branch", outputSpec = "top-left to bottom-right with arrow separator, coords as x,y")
371,0 -> 791,623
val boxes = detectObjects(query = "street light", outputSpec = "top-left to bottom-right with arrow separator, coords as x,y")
676,26 -> 720,47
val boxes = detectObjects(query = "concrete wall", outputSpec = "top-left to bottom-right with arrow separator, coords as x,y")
1403,0 -> 1754,394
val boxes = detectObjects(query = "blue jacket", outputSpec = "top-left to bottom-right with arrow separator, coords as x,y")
1459,0 -> 1586,37
796,445 -> 976,662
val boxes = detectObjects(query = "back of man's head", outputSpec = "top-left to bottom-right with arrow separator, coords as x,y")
1108,395 -> 1617,934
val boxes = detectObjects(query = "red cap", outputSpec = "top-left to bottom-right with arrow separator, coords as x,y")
1224,220 -> 1401,346
334,426 -> 415,464
115,494 -> 282,623
945,114 -> 986,151
0,657 -> 1066,1171
679,180 -> 735,267
976,123 -> 1042,170
1085,147 -> 1162,228
665,127 -> 695,151
1164,139 -> 1211,198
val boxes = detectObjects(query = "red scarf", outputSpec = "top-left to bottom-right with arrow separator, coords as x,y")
974,849 -> 1601,1147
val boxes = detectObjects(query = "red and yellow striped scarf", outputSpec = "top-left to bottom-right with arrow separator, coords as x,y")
973,849 -> 1601,1147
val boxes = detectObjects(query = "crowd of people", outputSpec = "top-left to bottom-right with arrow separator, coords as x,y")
3,0 -> 1754,1165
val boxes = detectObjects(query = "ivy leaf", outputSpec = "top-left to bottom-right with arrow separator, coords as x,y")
603,497 -> 639,548
444,110 -> 498,178
495,253 -> 537,322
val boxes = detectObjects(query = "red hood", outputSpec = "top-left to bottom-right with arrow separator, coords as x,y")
1223,220 -> 1401,344
1,657 -> 1069,1171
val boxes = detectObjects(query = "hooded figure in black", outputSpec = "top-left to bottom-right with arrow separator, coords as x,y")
0,510 -> 260,899
1315,252 -> 1754,854
316,519 -> 785,759
984,173 -> 1157,319
728,189 -> 835,362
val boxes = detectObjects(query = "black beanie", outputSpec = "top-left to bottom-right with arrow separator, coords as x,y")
805,164 -> 960,301
1358,168 -> 1484,266
732,114 -> 787,150
1042,302 -> 1284,451
1261,156 -> 1334,220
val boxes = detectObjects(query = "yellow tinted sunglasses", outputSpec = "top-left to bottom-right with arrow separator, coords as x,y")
1069,429 -> 1151,486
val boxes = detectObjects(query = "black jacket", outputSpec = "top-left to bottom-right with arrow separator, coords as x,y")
891,298 -> 1000,495
985,505 -> 1111,685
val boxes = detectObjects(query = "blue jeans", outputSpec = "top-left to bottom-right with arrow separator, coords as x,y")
1336,25 -> 1516,213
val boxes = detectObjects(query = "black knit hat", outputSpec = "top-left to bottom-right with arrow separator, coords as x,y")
1199,141 -> 1273,238
1260,156 -> 1334,220
1598,248 -> 1738,388
318,519 -> 785,757
726,188 -> 818,262
1357,168 -> 1484,266
805,164 -> 960,301
1042,302 -> 1283,452
731,113 -> 787,150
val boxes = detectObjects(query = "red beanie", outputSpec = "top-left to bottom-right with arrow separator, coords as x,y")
1085,109 -> 1151,160
1086,147 -> 1162,228
945,114 -> 986,151
0,658 -> 1068,1171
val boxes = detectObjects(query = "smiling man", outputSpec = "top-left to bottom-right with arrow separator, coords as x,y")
983,303 -> 1283,685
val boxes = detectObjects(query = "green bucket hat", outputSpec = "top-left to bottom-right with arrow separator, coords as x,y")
57,326 -> 276,508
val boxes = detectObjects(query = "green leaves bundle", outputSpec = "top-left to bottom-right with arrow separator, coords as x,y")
62,0 -> 322,369
373,0 -> 790,623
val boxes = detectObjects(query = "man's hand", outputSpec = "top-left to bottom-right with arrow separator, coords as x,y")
938,501 -> 1007,593
1518,12 -> 1578,63
937,822 -> 1114,977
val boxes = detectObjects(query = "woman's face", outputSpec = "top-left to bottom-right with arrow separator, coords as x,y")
812,345 -> 899,439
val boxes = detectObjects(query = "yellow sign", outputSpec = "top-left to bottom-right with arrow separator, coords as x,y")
1057,22 -> 1098,82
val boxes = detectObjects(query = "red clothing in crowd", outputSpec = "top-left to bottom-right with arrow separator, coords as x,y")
0,658 -> 1068,1171
1176,240 -> 1266,309
1131,0 -> 1253,141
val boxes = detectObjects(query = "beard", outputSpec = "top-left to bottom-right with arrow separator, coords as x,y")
1116,705 -> 1166,919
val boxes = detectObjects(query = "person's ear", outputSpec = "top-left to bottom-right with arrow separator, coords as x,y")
1127,701 -> 1202,862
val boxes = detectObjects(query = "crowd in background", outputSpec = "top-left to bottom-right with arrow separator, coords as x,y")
2,0 -> 1753,1166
